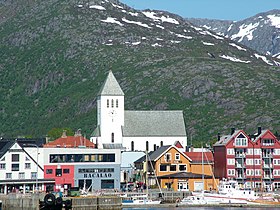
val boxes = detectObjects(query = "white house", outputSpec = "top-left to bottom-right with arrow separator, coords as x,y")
91,71 -> 187,151
0,139 -> 53,194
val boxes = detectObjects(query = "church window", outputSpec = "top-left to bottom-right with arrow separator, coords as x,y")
111,133 -> 114,143
131,141 -> 134,151
111,99 -> 114,108
146,141 -> 149,151
107,99 -> 109,108
116,99 -> 119,108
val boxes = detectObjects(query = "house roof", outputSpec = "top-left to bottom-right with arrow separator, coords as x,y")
44,135 -> 95,148
98,71 -> 124,96
134,145 -> 191,163
251,129 -> 269,142
157,172 -> 213,179
0,138 -> 45,159
213,130 -> 242,146
184,151 -> 214,163
123,110 -> 186,137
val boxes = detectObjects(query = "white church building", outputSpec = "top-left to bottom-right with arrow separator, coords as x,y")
90,71 -> 187,151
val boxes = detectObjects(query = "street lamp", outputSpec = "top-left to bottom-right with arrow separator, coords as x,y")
24,144 -> 39,193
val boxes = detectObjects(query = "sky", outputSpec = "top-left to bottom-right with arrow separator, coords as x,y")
120,0 -> 280,21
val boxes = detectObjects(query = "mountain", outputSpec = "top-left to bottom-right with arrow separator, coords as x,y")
1,0 -> 280,145
187,10 -> 280,58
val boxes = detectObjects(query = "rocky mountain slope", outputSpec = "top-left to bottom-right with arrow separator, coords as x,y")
1,0 -> 280,145
187,10 -> 280,58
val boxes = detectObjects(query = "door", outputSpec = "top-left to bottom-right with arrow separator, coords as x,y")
194,181 -> 204,191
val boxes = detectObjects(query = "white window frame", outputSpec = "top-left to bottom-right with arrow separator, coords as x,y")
165,153 -> 171,162
175,153 -> 180,160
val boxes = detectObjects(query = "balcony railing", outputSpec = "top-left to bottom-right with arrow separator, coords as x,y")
263,175 -> 274,179
262,154 -> 273,158
263,164 -> 273,168
262,143 -> 274,146
236,175 -> 246,179
235,154 -> 246,158
235,164 -> 246,168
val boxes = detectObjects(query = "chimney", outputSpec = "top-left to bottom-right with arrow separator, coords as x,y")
231,128 -> 235,135
62,130 -> 67,138
218,133 -> 221,141
258,127 -> 262,135
154,144 -> 157,151
75,129 -> 82,137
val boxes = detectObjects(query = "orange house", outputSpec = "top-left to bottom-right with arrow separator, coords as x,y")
146,145 -> 218,192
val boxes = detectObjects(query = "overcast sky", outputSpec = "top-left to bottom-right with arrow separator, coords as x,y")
120,0 -> 280,21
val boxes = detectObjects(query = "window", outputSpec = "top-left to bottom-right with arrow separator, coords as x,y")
116,99 -> 118,108
235,137 -> 247,146
0,163 -> 6,169
63,169 -> 70,174
6,173 -> 12,179
84,155 -> 90,162
19,172 -> 25,179
46,169 -> 53,174
165,153 -> 171,162
254,149 -> 261,155
170,165 -> 176,171
31,172 -> 37,179
56,169 -> 62,177
254,159 -> 261,165
227,159 -> 235,165
111,133 -> 114,143
101,179 -> 114,189
227,169 -> 235,176
227,149 -> 234,155
25,163 -> 31,169
246,159 -> 253,165
11,164 -> 19,171
12,154 -> 19,162
175,153 -> 180,160
111,99 -> 114,108
107,99 -> 109,108
160,164 -> 167,171
179,165 -> 186,171
246,149 -> 253,155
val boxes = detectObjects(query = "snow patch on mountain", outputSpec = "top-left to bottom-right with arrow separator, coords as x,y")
142,11 -> 179,24
229,43 -> 247,51
122,18 -> 151,28
101,17 -> 123,26
231,22 -> 260,42
254,53 -> 274,65
129,12 -> 138,16
156,25 -> 165,29
220,55 -> 251,63
267,15 -> 280,28
202,41 -> 215,46
89,5 -> 106,10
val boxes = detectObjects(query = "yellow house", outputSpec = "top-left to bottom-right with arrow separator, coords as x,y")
145,145 -> 218,192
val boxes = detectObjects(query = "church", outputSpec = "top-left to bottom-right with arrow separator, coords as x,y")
90,71 -> 187,151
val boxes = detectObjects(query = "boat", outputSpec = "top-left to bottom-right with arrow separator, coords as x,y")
180,147 -> 259,205
122,194 -> 162,205
122,151 -> 162,205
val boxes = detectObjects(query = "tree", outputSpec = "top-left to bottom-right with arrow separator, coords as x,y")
47,128 -> 74,142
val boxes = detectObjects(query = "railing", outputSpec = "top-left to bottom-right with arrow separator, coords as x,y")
236,175 -> 246,179
235,164 -> 246,168
263,164 -> 273,168
262,143 -> 274,146
262,154 -> 273,158
263,175 -> 274,179
235,154 -> 246,158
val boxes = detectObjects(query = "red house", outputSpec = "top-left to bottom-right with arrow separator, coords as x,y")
213,127 -> 280,191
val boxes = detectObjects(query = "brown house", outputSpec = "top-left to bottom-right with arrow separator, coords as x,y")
137,145 -> 218,191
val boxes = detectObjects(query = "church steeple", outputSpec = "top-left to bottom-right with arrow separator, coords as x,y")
98,71 -> 124,96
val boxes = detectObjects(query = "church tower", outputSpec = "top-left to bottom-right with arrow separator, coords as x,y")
96,71 -> 124,146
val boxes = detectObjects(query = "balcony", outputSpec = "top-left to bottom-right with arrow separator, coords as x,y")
235,164 -> 246,168
262,143 -> 274,147
263,175 -> 274,180
235,153 -> 246,158
263,164 -> 273,168
236,175 -> 246,179
262,154 -> 273,158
